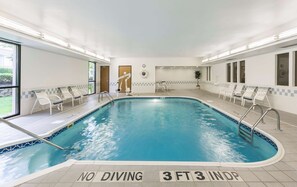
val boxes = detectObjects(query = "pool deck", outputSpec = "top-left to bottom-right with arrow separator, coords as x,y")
1,89 -> 297,187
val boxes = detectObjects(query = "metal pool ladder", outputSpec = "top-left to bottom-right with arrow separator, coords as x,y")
0,118 -> 70,150
98,91 -> 114,102
238,104 -> 281,143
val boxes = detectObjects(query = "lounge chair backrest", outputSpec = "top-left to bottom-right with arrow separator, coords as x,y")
243,87 -> 256,98
59,87 -> 72,99
33,90 -> 50,105
234,84 -> 244,94
227,84 -> 236,91
70,86 -> 82,97
254,87 -> 269,101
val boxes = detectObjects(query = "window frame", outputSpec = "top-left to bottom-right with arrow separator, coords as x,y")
276,52 -> 289,86
206,66 -> 211,81
232,62 -> 237,83
239,60 -> 245,83
292,51 -> 297,86
0,40 -> 21,119
227,63 -> 231,82
88,61 -> 96,95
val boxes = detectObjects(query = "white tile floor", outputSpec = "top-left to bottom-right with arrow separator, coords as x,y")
1,89 -> 297,186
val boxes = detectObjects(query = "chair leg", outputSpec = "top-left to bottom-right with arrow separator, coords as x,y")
31,99 -> 38,114
50,103 -> 52,115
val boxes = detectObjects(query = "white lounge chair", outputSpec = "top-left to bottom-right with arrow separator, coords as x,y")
227,84 -> 244,102
223,84 -> 236,101
58,87 -> 81,106
156,81 -> 168,92
253,87 -> 271,107
240,87 -> 257,106
31,90 -> 63,115
69,86 -> 88,103
217,83 -> 228,99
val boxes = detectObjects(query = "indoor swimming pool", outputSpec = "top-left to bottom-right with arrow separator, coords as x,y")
0,97 -> 279,183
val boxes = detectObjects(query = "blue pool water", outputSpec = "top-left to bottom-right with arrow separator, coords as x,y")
0,97 -> 277,183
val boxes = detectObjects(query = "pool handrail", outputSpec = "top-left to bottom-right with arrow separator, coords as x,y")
251,108 -> 281,139
0,118 -> 65,150
238,104 -> 281,143
99,91 -> 114,102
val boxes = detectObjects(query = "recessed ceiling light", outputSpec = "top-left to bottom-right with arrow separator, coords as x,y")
69,44 -> 85,53
0,16 -> 41,37
42,33 -> 68,47
85,50 -> 96,57
230,46 -> 247,54
218,51 -> 230,58
202,58 -> 208,63
248,36 -> 276,49
279,27 -> 297,39
209,56 -> 218,61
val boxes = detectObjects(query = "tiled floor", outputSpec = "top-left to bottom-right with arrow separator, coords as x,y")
1,89 -> 297,187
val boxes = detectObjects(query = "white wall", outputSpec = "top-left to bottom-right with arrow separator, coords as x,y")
201,47 -> 297,115
155,66 -> 198,89
21,46 -> 89,115
109,58 -> 200,93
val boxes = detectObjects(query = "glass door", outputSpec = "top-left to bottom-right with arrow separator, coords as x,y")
88,62 -> 96,94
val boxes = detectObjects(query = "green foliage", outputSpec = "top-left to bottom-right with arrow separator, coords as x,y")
0,96 -> 12,116
195,70 -> 201,79
0,68 -> 13,74
0,73 -> 13,84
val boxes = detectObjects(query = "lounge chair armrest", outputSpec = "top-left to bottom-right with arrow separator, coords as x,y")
49,94 -> 62,100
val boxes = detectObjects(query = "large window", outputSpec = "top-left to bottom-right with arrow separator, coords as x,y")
227,63 -> 231,82
88,62 -> 96,94
0,41 -> 20,118
206,66 -> 211,81
233,62 -> 237,83
295,52 -> 297,86
277,53 -> 289,86
240,61 -> 245,83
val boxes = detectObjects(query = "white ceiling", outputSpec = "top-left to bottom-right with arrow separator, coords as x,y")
1,0 -> 297,58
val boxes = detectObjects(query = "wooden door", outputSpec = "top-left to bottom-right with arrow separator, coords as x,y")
100,66 -> 109,92
118,66 -> 132,93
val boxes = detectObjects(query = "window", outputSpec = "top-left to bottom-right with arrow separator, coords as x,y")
206,66 -> 211,81
227,63 -> 231,82
88,62 -> 96,94
295,51 -> 297,86
233,62 -> 237,83
277,53 -> 289,86
240,61 -> 245,83
0,40 -> 20,118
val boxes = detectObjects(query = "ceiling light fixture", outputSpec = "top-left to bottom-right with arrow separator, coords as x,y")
248,36 -> 276,49
69,44 -> 85,53
279,27 -> 297,39
230,46 -> 247,54
218,51 -> 230,58
85,50 -> 96,57
0,16 -> 41,37
104,57 -> 111,62
42,33 -> 68,47
96,54 -> 105,60
209,56 -> 218,61
201,58 -> 208,63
